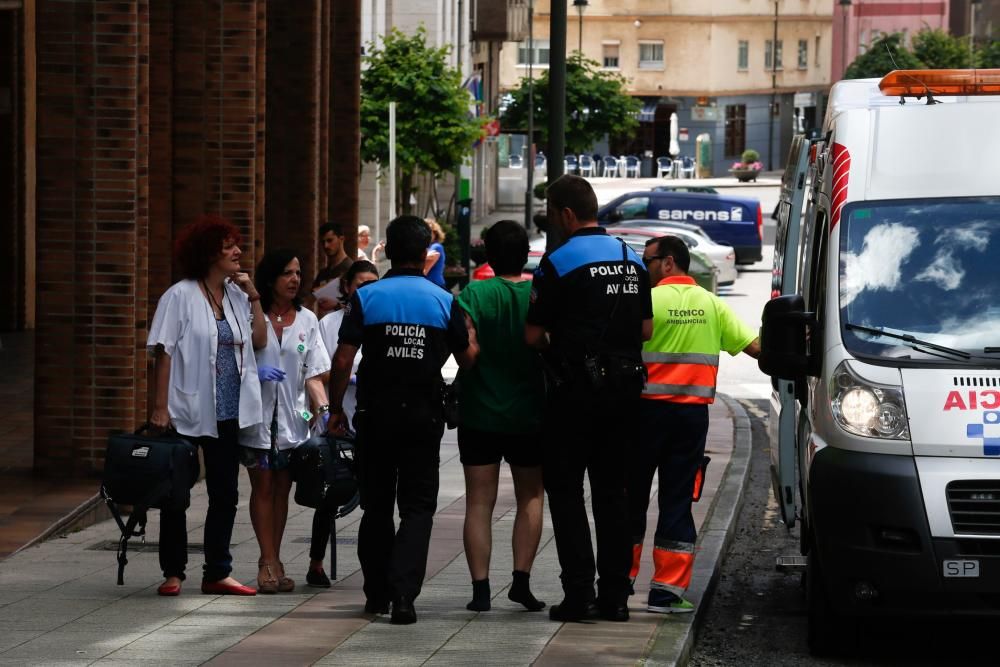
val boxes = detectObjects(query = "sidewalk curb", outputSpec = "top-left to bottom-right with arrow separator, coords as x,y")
10,492 -> 109,558
641,393 -> 753,666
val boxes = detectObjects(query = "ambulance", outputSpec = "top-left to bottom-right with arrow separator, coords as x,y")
760,70 -> 1000,655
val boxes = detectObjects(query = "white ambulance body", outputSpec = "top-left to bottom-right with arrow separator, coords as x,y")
762,70 -> 1000,655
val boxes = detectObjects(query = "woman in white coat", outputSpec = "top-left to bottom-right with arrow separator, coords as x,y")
242,249 -> 333,593
147,215 -> 266,597
306,260 -> 380,587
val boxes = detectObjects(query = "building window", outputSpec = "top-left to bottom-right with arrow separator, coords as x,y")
725,104 -> 746,158
798,39 -> 808,69
815,35 -> 821,67
602,43 -> 620,69
738,40 -> 749,71
638,41 -> 664,69
859,30 -> 867,54
765,39 -> 783,70
517,39 -> 550,66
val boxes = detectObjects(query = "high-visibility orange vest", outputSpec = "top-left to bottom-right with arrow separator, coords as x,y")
642,276 -> 757,404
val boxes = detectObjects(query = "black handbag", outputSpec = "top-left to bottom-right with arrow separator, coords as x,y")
289,433 -> 359,518
100,424 -> 199,585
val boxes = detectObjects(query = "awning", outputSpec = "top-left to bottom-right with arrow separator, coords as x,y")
637,101 -> 658,123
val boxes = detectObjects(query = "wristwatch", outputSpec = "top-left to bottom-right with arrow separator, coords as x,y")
316,404 -> 331,415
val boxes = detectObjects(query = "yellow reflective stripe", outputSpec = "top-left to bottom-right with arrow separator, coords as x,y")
642,383 -> 716,398
641,352 -> 719,366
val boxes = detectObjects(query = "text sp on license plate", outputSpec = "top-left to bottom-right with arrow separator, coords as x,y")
943,560 -> 980,578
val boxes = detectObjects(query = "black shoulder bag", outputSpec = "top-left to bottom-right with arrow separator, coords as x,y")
100,424 -> 199,584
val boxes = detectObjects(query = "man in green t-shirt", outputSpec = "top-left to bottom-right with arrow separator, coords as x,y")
456,220 -> 546,614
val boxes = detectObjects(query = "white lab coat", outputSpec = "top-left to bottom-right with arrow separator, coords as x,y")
319,310 -> 362,423
241,308 -> 331,450
146,279 -> 262,438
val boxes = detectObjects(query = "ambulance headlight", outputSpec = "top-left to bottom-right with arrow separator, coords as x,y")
830,362 -> 909,440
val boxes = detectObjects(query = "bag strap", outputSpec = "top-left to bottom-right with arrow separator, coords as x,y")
101,478 -> 171,585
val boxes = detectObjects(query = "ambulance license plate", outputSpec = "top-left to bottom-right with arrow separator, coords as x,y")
943,560 -> 980,578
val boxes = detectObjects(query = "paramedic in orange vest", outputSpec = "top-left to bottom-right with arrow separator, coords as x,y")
630,235 -> 760,614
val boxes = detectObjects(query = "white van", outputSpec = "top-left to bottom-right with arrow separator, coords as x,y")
760,69 -> 1000,655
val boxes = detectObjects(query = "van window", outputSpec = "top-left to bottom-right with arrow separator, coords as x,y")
614,196 -> 649,220
839,197 -> 1000,364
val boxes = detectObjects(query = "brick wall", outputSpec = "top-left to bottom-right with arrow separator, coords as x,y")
32,0 -> 339,475
34,0 -> 151,474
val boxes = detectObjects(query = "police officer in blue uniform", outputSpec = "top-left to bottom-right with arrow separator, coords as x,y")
525,175 -> 653,623
329,215 -> 478,625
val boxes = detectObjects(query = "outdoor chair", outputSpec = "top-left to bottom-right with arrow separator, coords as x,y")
564,155 -> 578,174
624,155 -> 640,178
679,156 -> 696,179
508,154 -> 523,168
656,157 -> 673,178
602,155 -> 619,178
578,154 -> 595,177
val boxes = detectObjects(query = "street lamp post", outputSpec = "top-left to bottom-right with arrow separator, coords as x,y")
525,0 -> 535,231
970,0 -> 982,66
573,0 -> 588,55
840,0 -> 851,79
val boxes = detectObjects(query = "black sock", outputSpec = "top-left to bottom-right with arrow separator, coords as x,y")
466,578 -> 491,612
508,570 -> 546,611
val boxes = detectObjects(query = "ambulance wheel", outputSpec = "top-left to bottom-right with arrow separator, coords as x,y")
806,540 -> 857,656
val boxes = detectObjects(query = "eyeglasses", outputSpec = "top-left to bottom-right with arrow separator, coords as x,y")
642,255 -> 664,267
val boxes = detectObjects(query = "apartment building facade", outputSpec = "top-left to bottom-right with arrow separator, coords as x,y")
500,0 -> 833,174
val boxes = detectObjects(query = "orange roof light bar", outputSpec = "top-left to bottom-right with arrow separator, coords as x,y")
879,69 -> 1000,97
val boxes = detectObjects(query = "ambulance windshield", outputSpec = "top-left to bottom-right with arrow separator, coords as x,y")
839,197 -> 1000,365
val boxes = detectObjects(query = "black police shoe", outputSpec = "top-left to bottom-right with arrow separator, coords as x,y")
390,597 -> 417,625
598,600 -> 630,622
364,599 -> 389,615
306,569 -> 331,588
548,599 -> 600,622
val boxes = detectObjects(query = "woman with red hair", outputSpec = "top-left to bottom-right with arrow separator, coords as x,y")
146,215 -> 267,596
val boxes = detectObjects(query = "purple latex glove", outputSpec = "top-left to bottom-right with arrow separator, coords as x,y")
257,365 -> 286,382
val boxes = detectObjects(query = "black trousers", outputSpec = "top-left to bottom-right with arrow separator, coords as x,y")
310,508 -> 331,562
159,419 -> 240,582
543,386 -> 638,606
356,415 -> 444,604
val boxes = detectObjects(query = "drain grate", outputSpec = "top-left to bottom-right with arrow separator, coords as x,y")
89,540 -> 205,553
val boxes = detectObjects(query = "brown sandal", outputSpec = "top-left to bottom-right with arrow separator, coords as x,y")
257,562 -> 279,594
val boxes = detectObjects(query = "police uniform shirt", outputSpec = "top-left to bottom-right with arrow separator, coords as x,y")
527,227 -> 653,360
338,268 -> 469,410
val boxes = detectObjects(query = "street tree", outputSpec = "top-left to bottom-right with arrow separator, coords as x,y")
844,32 -> 922,79
360,27 -> 483,215
911,28 -> 971,69
978,38 -> 1000,67
502,53 -> 640,156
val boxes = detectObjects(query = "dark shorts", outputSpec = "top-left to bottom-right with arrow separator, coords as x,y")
457,427 -> 542,467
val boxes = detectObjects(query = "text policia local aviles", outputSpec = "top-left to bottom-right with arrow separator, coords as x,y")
591,263 -> 641,295
944,390 -> 1000,411
385,323 -> 426,359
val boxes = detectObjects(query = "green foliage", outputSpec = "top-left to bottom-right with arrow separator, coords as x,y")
502,54 -> 640,155
844,33 -> 922,79
360,28 -> 484,214
437,220 -> 462,268
533,181 -> 548,201
741,149 -> 760,164
911,29 -> 971,69
979,38 -> 1000,67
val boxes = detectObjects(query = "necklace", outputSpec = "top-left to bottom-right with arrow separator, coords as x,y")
270,303 -> 294,323
201,281 -> 225,320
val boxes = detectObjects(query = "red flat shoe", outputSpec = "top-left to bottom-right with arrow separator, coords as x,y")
201,580 -> 257,596
157,582 -> 181,596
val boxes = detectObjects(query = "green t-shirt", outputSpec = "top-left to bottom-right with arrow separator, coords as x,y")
457,278 -> 545,434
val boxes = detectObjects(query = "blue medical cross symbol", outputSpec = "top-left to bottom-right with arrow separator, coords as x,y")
967,410 -> 1000,456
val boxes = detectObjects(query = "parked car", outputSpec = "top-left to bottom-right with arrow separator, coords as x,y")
597,190 -> 763,264
652,185 -> 720,194
604,229 -> 720,294
607,223 -> 737,286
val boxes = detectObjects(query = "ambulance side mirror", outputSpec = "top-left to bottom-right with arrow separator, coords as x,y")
759,295 -> 813,380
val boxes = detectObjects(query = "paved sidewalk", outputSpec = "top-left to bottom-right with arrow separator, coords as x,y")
0,396 -> 750,666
